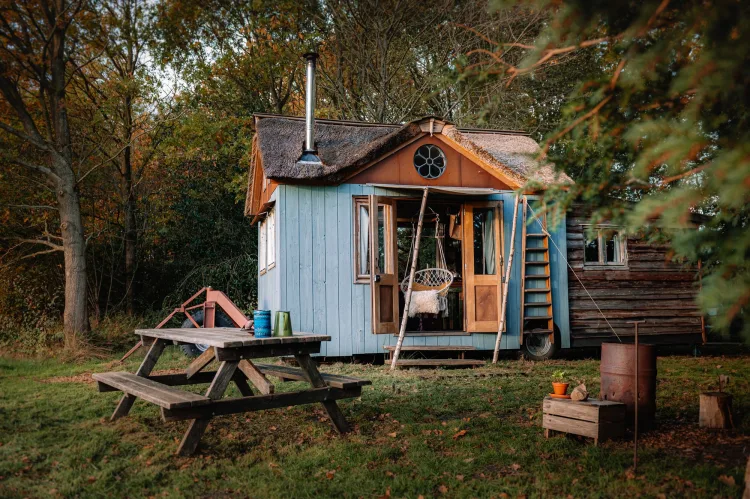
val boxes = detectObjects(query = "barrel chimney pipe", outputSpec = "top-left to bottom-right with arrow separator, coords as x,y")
299,52 -> 321,164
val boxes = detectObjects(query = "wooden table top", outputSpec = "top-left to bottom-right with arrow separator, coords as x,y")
135,328 -> 331,349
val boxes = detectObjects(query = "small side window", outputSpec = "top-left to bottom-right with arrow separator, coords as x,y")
259,218 -> 267,274
583,226 -> 627,268
267,208 -> 276,269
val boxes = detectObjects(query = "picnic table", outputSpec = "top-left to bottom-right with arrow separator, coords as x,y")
93,328 -> 371,455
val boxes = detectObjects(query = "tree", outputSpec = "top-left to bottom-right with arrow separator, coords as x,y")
0,0 -> 91,342
476,0 -> 750,339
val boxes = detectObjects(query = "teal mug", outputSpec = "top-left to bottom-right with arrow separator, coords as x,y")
273,311 -> 293,337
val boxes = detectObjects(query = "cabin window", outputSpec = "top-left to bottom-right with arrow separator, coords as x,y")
472,207 -> 497,275
354,197 -> 393,283
258,207 -> 276,274
414,144 -> 447,179
259,217 -> 267,274
267,208 -> 276,268
354,198 -> 370,281
583,226 -> 627,267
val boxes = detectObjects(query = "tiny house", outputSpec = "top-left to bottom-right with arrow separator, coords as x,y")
244,56 -> 704,363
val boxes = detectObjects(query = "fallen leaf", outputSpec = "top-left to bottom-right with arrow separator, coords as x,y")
269,426 -> 277,431
718,475 -> 735,487
511,463 -> 521,471
438,484 -> 448,494
452,429 -> 468,440
325,470 -> 336,480
498,494 -> 509,499
456,474 -> 464,481
385,471 -> 394,477
387,432 -> 398,438
463,457 -> 474,463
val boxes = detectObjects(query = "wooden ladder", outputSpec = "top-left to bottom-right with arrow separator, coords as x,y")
519,197 -> 554,345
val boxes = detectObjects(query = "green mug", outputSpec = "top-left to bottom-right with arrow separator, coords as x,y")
273,311 -> 293,337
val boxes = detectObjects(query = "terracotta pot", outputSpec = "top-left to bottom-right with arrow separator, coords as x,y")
552,382 -> 569,396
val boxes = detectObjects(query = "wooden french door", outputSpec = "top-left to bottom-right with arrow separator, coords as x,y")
369,195 -> 399,334
463,201 -> 504,332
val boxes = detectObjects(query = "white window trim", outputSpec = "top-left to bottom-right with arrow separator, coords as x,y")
267,208 -> 276,270
259,217 -> 267,275
581,224 -> 629,269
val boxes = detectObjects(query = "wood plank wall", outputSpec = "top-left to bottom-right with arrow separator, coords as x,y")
258,185 -> 570,357
565,208 -> 703,346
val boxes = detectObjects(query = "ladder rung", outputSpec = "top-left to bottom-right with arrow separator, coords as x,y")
524,302 -> 551,307
524,274 -> 550,279
525,288 -> 551,293
525,261 -> 549,265
524,315 -> 553,320
524,329 -> 553,335
525,248 -> 547,251
526,233 -> 546,237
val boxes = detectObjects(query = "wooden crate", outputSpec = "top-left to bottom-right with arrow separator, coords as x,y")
542,396 -> 626,445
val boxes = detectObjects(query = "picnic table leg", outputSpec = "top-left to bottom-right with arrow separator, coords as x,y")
111,338 -> 167,421
233,375 -> 254,396
177,360 -> 239,456
294,354 -> 351,434
238,360 -> 275,395
186,347 -> 216,379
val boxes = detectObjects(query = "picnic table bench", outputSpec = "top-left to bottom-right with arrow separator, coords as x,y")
94,328 -> 370,455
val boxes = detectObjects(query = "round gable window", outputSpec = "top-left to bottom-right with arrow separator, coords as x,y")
414,144 -> 447,179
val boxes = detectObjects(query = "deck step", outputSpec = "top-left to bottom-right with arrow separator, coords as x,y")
394,359 -> 485,367
383,345 -> 476,352
93,372 -> 210,410
254,363 -> 372,389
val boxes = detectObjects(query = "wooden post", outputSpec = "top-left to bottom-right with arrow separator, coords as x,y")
493,194 -> 520,364
699,392 -> 733,429
629,320 -> 646,473
391,188 -> 429,370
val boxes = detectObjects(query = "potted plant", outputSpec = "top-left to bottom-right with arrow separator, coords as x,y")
551,370 -> 569,396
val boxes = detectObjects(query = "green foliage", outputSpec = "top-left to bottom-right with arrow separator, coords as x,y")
484,0 -> 750,340
551,370 -> 567,382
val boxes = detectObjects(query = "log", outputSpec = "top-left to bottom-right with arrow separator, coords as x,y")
699,392 -> 733,429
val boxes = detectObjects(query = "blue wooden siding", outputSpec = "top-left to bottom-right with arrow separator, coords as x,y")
258,184 -> 570,356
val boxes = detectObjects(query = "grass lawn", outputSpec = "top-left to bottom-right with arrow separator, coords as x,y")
0,348 -> 747,498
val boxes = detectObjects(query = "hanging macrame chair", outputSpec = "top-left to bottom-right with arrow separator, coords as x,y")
400,213 -> 454,314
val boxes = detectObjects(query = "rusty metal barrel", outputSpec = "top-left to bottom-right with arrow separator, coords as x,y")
600,343 -> 657,429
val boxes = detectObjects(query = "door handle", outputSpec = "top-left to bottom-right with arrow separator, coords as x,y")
374,274 -> 381,282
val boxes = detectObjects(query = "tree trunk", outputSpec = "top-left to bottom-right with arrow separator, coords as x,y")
124,191 -> 136,315
57,170 -> 90,346
699,392 -> 733,429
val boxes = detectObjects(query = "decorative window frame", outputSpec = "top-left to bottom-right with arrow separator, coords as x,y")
581,224 -> 629,269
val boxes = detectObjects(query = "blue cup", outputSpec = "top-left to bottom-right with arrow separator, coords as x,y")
253,310 -> 272,338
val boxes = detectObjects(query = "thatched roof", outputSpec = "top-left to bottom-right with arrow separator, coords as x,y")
251,113 -> 572,187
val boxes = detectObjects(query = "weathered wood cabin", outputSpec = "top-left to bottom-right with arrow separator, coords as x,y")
244,55 -> 704,363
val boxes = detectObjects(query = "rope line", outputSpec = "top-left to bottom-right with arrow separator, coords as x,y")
526,203 -> 622,343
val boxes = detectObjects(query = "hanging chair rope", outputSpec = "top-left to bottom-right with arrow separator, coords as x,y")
400,212 -> 454,296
